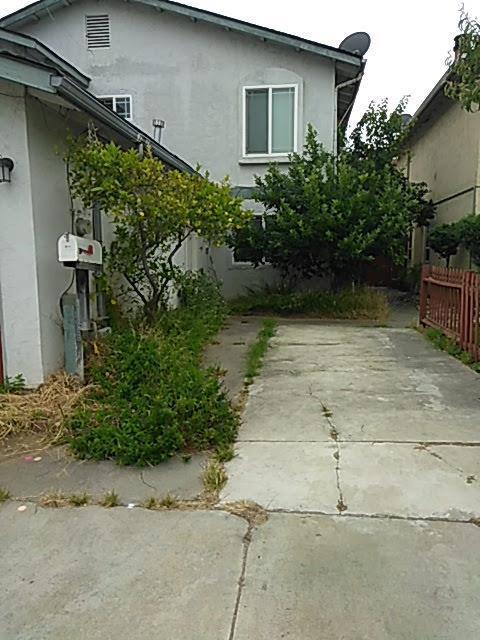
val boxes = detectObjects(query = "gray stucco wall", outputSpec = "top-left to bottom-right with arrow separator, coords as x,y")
26,97 -> 75,377
20,0 -> 336,297
0,82 -> 45,385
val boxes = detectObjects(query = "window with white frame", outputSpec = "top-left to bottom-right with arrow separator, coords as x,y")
243,85 -> 297,157
99,95 -> 132,121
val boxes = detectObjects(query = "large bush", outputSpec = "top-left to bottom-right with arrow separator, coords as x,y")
231,102 -> 434,288
67,129 -> 250,323
68,274 -> 237,466
429,223 -> 461,266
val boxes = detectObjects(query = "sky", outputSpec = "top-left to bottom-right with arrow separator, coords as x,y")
0,0 -> 476,126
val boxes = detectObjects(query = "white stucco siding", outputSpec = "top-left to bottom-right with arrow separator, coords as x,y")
26,97 -> 74,377
0,81 -> 44,385
20,0 -> 337,297
20,0 -> 335,185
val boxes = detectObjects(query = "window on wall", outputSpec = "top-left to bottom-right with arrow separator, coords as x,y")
99,95 -> 132,121
85,15 -> 111,49
244,85 -> 297,157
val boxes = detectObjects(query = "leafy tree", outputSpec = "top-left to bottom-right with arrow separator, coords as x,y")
67,129 -> 250,322
458,215 -> 480,265
445,6 -> 480,112
233,102 -> 435,287
429,223 -> 461,266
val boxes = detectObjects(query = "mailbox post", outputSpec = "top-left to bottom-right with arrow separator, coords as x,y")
57,233 -> 103,379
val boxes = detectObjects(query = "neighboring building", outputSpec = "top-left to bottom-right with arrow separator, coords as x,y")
400,71 -> 480,268
0,0 -> 366,297
0,28 -> 193,386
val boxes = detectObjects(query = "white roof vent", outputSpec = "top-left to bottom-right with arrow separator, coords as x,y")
85,14 -> 111,50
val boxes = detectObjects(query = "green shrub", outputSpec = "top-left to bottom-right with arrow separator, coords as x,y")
230,287 -> 389,321
424,328 -> 478,368
69,274 -> 238,466
0,374 -> 26,395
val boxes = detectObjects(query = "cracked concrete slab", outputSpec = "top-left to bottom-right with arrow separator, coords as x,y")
340,442 -> 480,519
233,513 -> 480,640
221,441 -> 339,511
0,447 -> 206,502
0,504 -> 245,640
204,315 -> 263,401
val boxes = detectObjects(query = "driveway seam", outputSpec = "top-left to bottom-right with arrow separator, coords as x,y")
266,508 -> 480,526
228,522 -> 254,640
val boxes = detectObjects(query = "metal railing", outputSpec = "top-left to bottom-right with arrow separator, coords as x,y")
419,265 -> 480,361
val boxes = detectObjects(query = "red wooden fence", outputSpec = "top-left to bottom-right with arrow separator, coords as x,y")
419,265 -> 480,361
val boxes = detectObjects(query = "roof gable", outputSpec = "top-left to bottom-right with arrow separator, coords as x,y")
0,0 -> 362,67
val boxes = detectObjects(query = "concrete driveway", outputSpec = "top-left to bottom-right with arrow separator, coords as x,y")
221,322 -> 480,638
1,321 -> 480,639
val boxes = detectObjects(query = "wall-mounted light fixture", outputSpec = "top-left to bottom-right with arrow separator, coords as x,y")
0,157 -> 14,183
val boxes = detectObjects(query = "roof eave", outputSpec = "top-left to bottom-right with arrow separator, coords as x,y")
0,0 -> 363,68
0,26 -> 90,87
52,75 -> 195,173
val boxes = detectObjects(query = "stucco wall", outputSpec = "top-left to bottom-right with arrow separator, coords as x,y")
0,81 -> 44,385
26,97 -> 75,377
401,100 -> 480,268
20,0 -> 336,297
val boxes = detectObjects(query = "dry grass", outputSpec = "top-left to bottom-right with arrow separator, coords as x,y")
39,492 -> 71,508
221,501 -> 269,527
203,459 -> 228,495
99,490 -> 120,508
0,373 -> 91,452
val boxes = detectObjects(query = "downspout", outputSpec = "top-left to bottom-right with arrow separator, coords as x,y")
333,68 -> 364,155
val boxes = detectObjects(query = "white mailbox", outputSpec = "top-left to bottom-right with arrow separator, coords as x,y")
57,233 -> 102,269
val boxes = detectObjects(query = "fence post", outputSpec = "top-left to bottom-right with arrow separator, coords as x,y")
419,264 -> 430,325
459,270 -> 468,354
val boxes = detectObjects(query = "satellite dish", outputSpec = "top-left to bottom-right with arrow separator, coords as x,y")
339,32 -> 371,57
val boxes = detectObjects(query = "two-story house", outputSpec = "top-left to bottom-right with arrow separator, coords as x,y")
1,0 -> 366,297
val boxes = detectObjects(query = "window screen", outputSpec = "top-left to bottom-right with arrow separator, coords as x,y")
272,87 -> 295,154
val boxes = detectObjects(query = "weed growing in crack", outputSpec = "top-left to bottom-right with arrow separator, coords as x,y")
100,490 -> 120,508
143,497 -> 158,510
245,318 -> 277,385
68,492 -> 91,507
0,487 -> 11,503
203,459 -> 227,494
159,494 -> 179,509
337,498 -> 348,513
322,404 -> 333,418
215,443 -> 236,463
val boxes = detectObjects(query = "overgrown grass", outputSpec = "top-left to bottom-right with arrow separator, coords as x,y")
423,328 -> 480,372
230,287 -> 390,321
245,319 -> 277,385
99,490 -> 120,508
68,275 -> 238,466
203,459 -> 228,494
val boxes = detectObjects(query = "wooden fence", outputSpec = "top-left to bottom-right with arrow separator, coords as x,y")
419,265 -> 480,361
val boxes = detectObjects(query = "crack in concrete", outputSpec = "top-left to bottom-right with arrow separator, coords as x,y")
309,396 -> 347,514
267,508 -> 480,526
415,444 -> 476,482
228,522 -> 253,640
139,470 -> 158,491
236,439 -> 480,446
